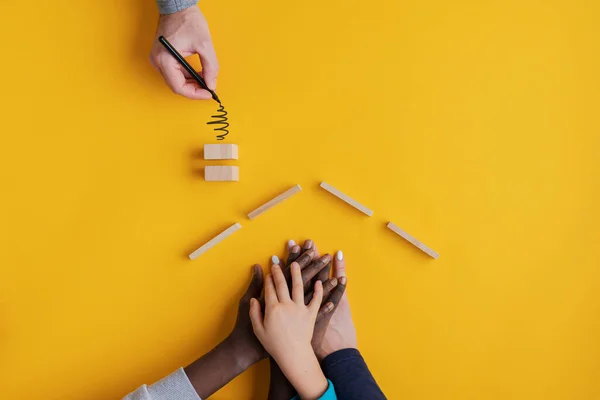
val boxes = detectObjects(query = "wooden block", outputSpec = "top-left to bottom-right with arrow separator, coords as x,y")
319,182 -> 374,216
205,166 -> 239,181
204,144 -> 239,160
189,223 -> 242,260
247,185 -> 302,220
386,222 -> 439,259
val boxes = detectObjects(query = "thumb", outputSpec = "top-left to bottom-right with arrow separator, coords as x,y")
243,265 -> 264,300
249,298 -> 265,338
195,41 -> 220,90
308,280 -> 323,316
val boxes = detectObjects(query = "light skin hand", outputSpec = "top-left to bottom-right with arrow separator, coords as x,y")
318,250 -> 358,359
150,6 -> 219,100
268,241 -> 343,400
250,263 -> 328,400
276,240 -> 349,357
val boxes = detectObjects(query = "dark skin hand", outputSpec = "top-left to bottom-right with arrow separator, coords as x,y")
183,264 -> 264,399
184,242 -> 333,399
268,240 -> 347,400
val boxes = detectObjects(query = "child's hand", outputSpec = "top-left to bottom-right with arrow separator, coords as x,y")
250,262 -> 329,399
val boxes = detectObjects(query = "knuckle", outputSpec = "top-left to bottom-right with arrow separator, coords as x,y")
196,40 -> 212,51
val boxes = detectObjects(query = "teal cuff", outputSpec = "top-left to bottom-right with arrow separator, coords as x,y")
291,380 -> 336,400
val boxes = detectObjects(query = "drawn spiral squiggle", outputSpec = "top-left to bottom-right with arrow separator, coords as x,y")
207,104 -> 229,140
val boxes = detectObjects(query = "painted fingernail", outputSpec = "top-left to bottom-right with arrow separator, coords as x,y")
304,240 -> 313,250
288,240 -> 296,248
271,255 -> 280,265
340,277 -> 347,285
336,250 -> 344,261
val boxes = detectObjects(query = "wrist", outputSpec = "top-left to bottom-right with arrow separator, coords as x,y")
224,332 -> 264,370
277,345 -> 328,400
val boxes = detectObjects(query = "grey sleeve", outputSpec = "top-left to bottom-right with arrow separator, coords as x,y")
156,0 -> 199,15
123,368 -> 202,400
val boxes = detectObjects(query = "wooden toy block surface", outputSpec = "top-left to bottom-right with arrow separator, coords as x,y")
204,144 -> 239,160
205,166 -> 240,181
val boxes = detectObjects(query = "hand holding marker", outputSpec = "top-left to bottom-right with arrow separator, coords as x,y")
159,36 -> 229,140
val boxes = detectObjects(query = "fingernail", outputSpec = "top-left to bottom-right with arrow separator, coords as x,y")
304,240 -> 313,250
288,240 -> 296,248
209,78 -> 217,90
325,302 -> 334,312
330,277 -> 338,287
340,277 -> 347,285
271,255 -> 280,265
321,254 -> 332,263
336,250 -> 343,261
291,245 -> 301,253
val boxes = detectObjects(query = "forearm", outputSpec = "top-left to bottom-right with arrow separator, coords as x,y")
277,347 -> 328,400
156,0 -> 198,15
322,348 -> 386,400
268,358 -> 296,400
184,335 -> 261,399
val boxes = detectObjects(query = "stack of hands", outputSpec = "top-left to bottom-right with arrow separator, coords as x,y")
250,240 -> 354,399
184,239 -> 357,400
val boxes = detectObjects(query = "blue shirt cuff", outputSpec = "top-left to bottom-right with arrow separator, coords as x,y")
291,379 -> 336,400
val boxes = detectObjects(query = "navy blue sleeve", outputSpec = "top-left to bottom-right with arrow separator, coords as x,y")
321,348 -> 386,400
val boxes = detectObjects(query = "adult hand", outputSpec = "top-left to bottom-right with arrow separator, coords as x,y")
227,264 -> 267,363
150,6 -> 219,100
183,264 -> 263,399
317,250 -> 358,359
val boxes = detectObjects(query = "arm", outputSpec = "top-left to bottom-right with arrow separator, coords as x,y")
250,262 -> 330,399
182,264 -> 265,398
318,251 -> 386,399
123,265 -> 265,400
321,349 -> 386,400
268,240 -> 345,400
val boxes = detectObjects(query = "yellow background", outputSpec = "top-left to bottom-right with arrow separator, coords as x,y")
1,0 -> 599,399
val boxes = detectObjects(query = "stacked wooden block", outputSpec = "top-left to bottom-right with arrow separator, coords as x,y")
204,144 -> 239,181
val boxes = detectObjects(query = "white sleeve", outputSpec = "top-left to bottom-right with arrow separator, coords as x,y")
123,368 -> 201,400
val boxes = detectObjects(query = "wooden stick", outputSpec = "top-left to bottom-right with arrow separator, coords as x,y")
319,182 -> 374,216
386,222 -> 439,259
247,185 -> 302,220
189,223 -> 242,260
